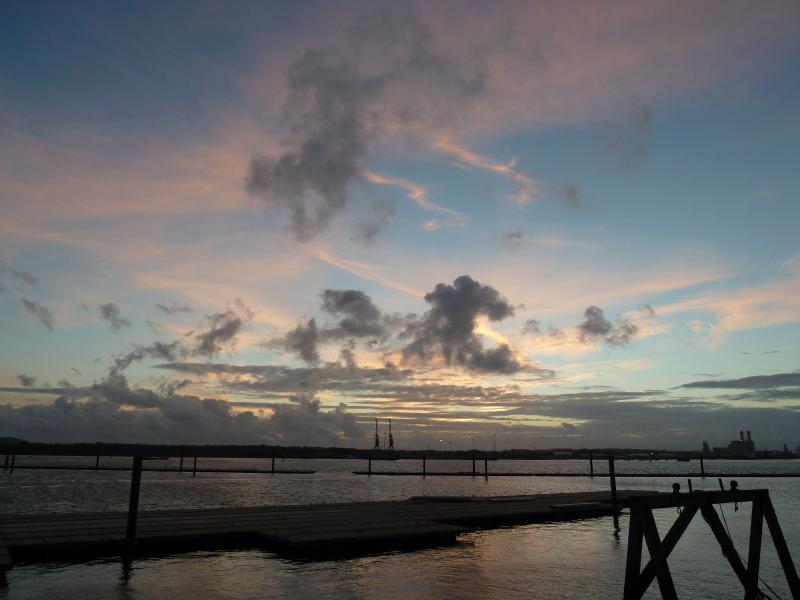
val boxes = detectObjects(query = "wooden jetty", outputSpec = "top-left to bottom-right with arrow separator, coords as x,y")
0,490 -> 648,566
623,488 -> 800,599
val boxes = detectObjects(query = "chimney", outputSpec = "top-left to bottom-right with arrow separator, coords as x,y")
740,430 -> 745,442
746,430 -> 752,442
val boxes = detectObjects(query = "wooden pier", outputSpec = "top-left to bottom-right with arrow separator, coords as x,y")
0,490 -> 648,566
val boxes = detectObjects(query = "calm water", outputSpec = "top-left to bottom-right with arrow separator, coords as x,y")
1,458 -> 799,599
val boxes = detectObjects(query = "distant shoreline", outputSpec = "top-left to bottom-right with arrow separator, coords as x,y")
0,439 -> 795,461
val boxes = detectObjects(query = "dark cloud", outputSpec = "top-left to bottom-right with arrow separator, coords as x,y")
98,302 -> 131,330
16,374 -> 35,387
577,305 -> 637,346
247,9 -> 484,241
353,198 -> 395,244
557,184 -> 582,209
521,319 -> 542,335
111,341 -> 187,376
269,289 -> 413,363
10,268 -> 38,287
21,298 -> 55,330
680,371 -> 800,390
278,318 -> 321,364
193,301 -> 253,358
155,302 -> 193,316
598,98 -> 653,171
498,228 -> 524,250
402,275 -> 521,374
320,289 -> 385,338
0,376 -> 362,445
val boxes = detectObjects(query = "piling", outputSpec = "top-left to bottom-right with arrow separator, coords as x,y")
589,451 -> 594,477
192,456 -> 198,477
368,457 -> 372,476
609,456 -> 619,529
687,479 -> 693,493
699,454 -> 705,478
271,456 -> 276,474
3,454 -> 8,471
9,454 -> 15,474
484,458 -> 489,481
179,455 -> 184,473
472,454 -> 476,477
95,454 -> 100,470
126,457 -> 143,544
422,455 -> 426,478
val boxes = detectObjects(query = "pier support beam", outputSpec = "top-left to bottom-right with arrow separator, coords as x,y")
271,456 -> 275,474
192,456 -> 198,477
623,489 -> 798,600
699,454 -> 705,478
126,457 -> 143,545
422,455 -> 426,478
608,456 -> 619,529
589,451 -> 594,477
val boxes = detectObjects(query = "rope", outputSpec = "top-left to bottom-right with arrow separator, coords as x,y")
717,502 -> 784,600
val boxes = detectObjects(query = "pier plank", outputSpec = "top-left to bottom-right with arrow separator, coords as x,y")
0,490 -> 653,564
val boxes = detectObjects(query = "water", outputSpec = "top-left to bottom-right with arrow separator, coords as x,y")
1,458 -> 799,599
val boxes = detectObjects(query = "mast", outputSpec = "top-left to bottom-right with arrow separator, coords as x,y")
373,417 -> 380,451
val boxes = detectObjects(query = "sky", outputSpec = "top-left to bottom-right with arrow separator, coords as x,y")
1,0 -> 800,451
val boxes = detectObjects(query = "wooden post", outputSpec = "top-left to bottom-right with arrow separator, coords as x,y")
745,495 -> 763,600
589,451 -> 594,477
472,454 -> 476,477
422,455 -> 426,478
192,456 -> 198,477
687,479 -> 692,493
9,454 -> 15,474
126,457 -> 143,544
368,456 -> 372,476
179,455 -> 184,473
699,454 -> 705,478
639,506 -> 678,599
3,454 -> 8,471
484,458 -> 488,480
623,505 -> 644,600
271,456 -> 275,474
762,494 -> 800,597
95,454 -> 100,470
608,456 -> 619,517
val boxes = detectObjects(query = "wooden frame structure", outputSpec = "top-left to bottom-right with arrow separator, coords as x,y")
623,489 -> 800,599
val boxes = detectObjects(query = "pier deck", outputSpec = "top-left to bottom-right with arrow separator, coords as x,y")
0,490 -> 650,565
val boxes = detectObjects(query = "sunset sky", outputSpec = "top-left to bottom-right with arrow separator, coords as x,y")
2,0 -> 800,450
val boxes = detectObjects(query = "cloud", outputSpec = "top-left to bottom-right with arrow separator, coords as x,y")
353,198 -> 395,244
577,305 -> 638,346
111,341 -> 187,376
0,376 -> 362,445
246,9 -> 483,241
269,288 -> 414,363
277,318 -> 321,364
432,137 -> 540,206
498,229 -> 524,250
521,319 -> 542,335
596,98 -> 652,171
193,305 -> 251,358
364,171 -> 465,230
98,302 -> 131,330
557,184 -> 582,209
155,302 -> 193,315
16,374 -> 35,387
21,298 -> 55,330
402,275 -> 522,373
10,268 -> 38,287
680,371 -> 800,390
